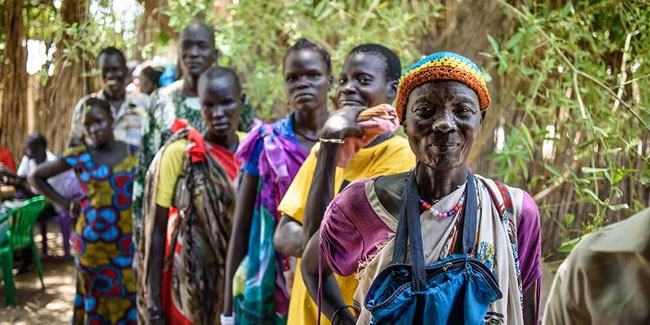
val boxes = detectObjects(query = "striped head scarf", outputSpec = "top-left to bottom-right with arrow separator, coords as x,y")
395,52 -> 491,121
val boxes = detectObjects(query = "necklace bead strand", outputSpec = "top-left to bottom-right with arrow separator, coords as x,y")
419,193 -> 465,218
407,169 -> 467,219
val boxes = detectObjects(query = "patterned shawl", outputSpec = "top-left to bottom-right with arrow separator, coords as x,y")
232,117 -> 308,323
137,124 -> 236,324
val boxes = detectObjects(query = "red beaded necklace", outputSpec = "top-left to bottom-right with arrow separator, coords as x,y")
406,169 -> 467,219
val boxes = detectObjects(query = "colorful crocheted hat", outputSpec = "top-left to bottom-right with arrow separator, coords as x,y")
395,52 -> 491,121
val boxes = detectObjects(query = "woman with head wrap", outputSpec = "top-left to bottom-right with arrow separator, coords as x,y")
309,52 -> 542,324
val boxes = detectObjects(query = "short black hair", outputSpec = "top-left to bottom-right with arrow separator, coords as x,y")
25,133 -> 47,149
284,38 -> 332,74
141,67 -> 163,86
198,66 -> 242,94
84,97 -> 112,119
98,47 -> 126,67
181,21 -> 216,45
348,43 -> 401,82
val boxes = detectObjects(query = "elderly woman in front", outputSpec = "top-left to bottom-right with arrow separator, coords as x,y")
304,52 -> 541,324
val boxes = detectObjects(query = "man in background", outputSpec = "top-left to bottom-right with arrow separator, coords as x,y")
69,47 -> 148,147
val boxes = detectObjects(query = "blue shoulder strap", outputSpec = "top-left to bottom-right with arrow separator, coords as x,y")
392,172 -> 478,291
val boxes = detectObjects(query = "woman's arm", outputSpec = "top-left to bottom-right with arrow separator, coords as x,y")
301,107 -> 363,249
302,230 -> 355,325
29,160 -> 75,212
222,172 -> 259,316
301,142 -> 339,249
145,205 -> 169,325
518,192 -> 542,324
274,215 -> 304,257
8,174 -> 37,198
523,279 -> 539,325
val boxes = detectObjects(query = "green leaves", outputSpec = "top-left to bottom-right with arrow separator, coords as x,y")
489,0 -> 650,255
180,0 -> 445,119
557,236 -> 582,253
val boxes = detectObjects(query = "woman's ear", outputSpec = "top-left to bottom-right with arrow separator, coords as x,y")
387,80 -> 398,101
480,110 -> 486,123
328,74 -> 334,90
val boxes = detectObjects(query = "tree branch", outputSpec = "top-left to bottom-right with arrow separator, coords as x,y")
496,0 -> 650,134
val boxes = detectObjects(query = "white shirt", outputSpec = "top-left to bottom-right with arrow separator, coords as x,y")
17,151 -> 79,201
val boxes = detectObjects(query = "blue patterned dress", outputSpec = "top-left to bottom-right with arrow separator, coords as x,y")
62,144 -> 138,325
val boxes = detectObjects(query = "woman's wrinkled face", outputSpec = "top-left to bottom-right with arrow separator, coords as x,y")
82,107 -> 113,146
404,80 -> 482,170
335,52 -> 396,109
283,49 -> 331,112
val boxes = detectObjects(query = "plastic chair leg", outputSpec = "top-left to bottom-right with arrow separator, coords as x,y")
40,220 -> 48,256
57,214 -> 71,260
30,244 -> 45,290
0,249 -> 15,306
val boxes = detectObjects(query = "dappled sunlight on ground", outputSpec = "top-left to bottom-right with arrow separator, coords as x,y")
0,225 -> 75,324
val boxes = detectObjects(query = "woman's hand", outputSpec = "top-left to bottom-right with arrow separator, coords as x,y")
0,164 -> 17,180
69,198 -> 81,217
146,314 -> 165,325
320,106 -> 365,140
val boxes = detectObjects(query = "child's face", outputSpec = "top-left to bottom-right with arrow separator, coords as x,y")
335,52 -> 394,109
199,77 -> 242,139
82,107 -> 113,146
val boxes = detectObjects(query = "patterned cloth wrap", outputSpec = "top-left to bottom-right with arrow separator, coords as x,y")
61,144 -> 139,325
232,116 -> 309,324
329,104 -> 400,168
394,51 -> 491,122
137,119 -> 236,324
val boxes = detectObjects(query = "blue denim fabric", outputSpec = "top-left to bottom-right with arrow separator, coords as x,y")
365,255 -> 501,325
364,173 -> 502,325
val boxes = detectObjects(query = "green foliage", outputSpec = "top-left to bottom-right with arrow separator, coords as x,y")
12,0 -> 650,256
164,0 -> 444,120
22,0 -> 142,77
484,0 -> 650,252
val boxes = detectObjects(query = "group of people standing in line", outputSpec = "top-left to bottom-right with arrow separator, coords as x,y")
18,20 -> 550,325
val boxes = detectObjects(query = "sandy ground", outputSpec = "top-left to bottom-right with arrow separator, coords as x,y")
0,225 -> 75,324
0,224 -> 561,324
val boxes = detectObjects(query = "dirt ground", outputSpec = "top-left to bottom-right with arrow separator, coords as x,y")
0,225 -> 560,324
0,225 -> 75,324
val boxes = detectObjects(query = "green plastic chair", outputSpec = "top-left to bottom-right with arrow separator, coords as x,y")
0,196 -> 48,307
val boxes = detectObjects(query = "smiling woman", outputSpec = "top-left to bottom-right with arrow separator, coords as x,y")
316,52 -> 543,325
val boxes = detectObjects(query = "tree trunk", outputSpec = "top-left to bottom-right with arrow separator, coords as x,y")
135,0 -> 177,60
34,0 -> 93,154
1,0 -> 28,158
